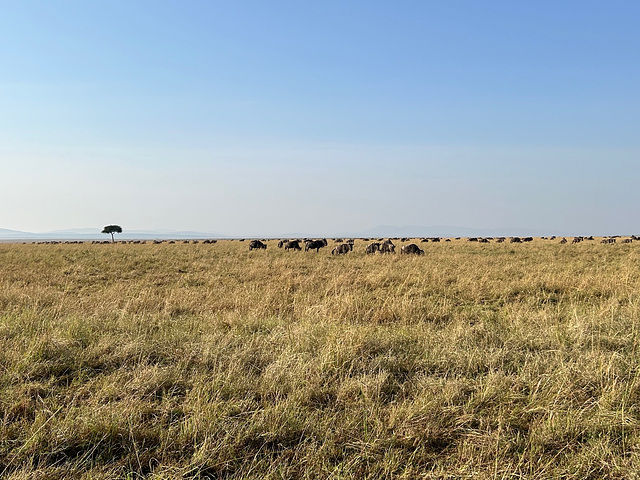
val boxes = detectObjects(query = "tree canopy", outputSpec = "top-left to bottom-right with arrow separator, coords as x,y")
102,225 -> 122,242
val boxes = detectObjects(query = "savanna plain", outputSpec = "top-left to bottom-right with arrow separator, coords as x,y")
1,238 -> 640,479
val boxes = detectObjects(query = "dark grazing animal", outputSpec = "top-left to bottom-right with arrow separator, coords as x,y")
332,243 -> 353,255
284,240 -> 302,251
380,240 -> 395,253
249,240 -> 267,250
305,239 -> 328,252
365,242 -> 381,254
401,243 -> 424,255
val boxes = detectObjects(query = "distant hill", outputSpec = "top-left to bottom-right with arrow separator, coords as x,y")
360,225 -> 566,238
0,228 -> 39,238
0,225 -> 581,241
0,228 -> 227,241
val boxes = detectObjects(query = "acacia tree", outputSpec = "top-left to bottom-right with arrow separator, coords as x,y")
102,225 -> 122,243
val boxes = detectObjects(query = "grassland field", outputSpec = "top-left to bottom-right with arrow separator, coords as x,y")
1,238 -> 640,479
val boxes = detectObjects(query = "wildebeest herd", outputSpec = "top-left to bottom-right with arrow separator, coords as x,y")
248,237 -> 429,255
28,235 -> 638,251
242,235 -> 638,255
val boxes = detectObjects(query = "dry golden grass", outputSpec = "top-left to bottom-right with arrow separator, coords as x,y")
1,238 -> 640,479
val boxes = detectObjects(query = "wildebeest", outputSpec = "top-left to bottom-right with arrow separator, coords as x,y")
284,240 -> 302,251
601,238 -> 616,244
510,237 -> 522,243
401,243 -> 424,255
523,237 -> 533,242
365,242 -> 381,254
559,237 -> 567,244
332,243 -> 353,255
249,240 -> 267,250
572,237 -> 583,244
380,240 -> 395,253
305,239 -> 328,252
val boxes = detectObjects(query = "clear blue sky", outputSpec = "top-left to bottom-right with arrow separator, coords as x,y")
1,1 -> 638,236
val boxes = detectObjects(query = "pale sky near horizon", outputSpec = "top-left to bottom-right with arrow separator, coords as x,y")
1,1 -> 638,236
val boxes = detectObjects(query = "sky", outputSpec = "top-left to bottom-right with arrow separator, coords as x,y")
1,1 -> 638,236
